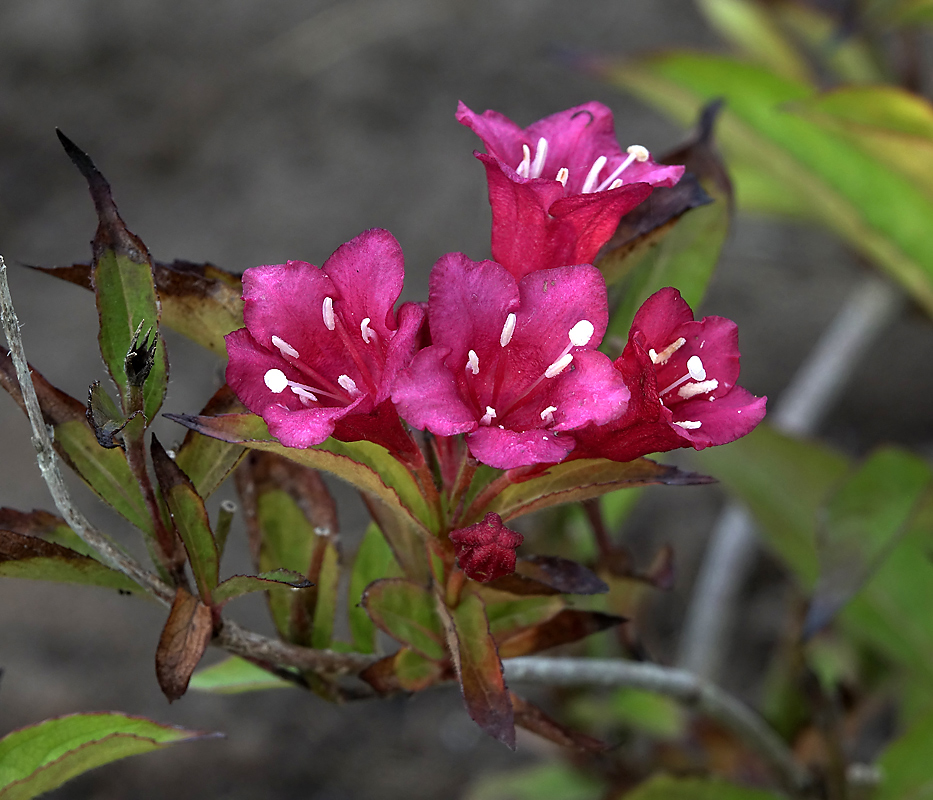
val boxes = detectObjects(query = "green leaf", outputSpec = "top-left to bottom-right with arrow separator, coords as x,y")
771,4 -> 882,83
348,524 -> 403,653
449,592 -> 515,748
0,353 -> 151,535
360,647 -> 449,694
841,497 -> 933,685
30,259 -> 243,357
466,764 -> 603,800
238,452 -> 338,645
806,447 -> 932,636
604,101 -> 733,339
361,578 -> 446,661
792,86 -> 933,200
694,424 -> 850,586
167,412 -> 433,535
603,53 -> 933,315
0,531 -> 141,594
0,508 -> 94,557
251,487 -> 318,640
151,436 -> 219,602
485,596 -> 566,642
212,569 -> 312,606
310,540 -> 340,649
695,0 -> 812,82
189,656 -> 292,694
623,775 -> 784,799
0,713 -> 219,800
473,458 -> 712,526
57,131 -> 168,422
173,385 -> 246,499
875,709 -> 933,800
572,688 -> 684,738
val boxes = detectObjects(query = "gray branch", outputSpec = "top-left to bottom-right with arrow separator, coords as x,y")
505,656 -> 812,796
678,275 -> 904,680
217,619 -> 377,676
0,255 -> 174,604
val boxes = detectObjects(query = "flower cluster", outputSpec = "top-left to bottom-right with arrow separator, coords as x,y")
226,101 -> 765,476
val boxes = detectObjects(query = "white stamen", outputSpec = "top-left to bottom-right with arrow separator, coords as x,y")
687,355 -> 707,381
545,353 -> 574,378
581,156 -> 607,194
360,317 -> 374,344
568,319 -> 595,347
322,297 -> 336,331
467,349 -> 480,375
540,405 -> 558,424
660,354 -> 708,396
338,374 -> 360,396
264,368 -> 289,393
650,337 -> 686,365
271,335 -> 299,359
290,385 -> 318,404
500,313 -> 516,347
556,167 -> 569,187
595,153 -> 637,192
675,420 -> 702,430
480,406 -> 497,425
608,179 -> 623,190
678,379 -> 719,400
529,137 -> 548,178
266,369 -> 321,403
517,144 -> 531,178
594,147 -> 648,193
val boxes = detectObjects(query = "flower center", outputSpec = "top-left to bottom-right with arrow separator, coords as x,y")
515,139 -> 649,194
464,315 -> 595,427
261,294 -> 384,409
651,340 -> 721,432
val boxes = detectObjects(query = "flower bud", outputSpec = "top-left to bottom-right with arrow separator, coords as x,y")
449,513 -> 523,583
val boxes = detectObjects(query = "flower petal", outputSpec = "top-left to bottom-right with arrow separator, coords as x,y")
546,350 -> 630,431
427,250 -> 520,371
322,228 -> 405,336
547,182 -> 654,267
476,153 -> 569,279
392,345 -> 478,436
674,387 -> 767,449
467,427 -> 575,470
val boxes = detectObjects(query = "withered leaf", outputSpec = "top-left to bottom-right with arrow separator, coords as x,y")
486,555 -> 608,596
497,610 -> 625,658
86,380 -> 130,449
156,585 -> 213,702
29,257 -> 243,356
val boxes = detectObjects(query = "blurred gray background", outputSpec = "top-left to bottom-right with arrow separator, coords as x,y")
1,1 -> 931,797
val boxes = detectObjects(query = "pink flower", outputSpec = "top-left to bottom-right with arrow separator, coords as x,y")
457,101 -> 684,280
391,253 -> 629,470
450,513 -> 524,583
573,288 -> 766,462
225,229 -> 424,454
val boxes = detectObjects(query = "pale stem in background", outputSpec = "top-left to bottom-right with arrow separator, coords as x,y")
678,274 -> 905,680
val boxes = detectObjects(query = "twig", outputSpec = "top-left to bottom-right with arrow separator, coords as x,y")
216,619 -> 377,676
504,656 -> 813,796
678,275 -> 903,681
0,255 -> 174,604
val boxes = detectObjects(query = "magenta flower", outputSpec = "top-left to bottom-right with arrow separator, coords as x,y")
391,253 -> 629,470
572,288 -> 766,462
450,513 -> 524,583
225,229 -> 424,455
457,101 -> 685,280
